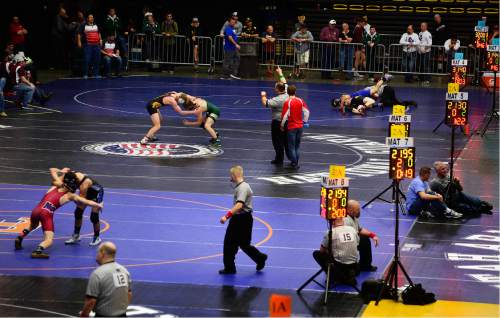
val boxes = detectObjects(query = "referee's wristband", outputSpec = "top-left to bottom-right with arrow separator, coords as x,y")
368,232 -> 377,239
225,211 -> 233,219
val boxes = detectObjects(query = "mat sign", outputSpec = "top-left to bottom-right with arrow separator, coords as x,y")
82,142 -> 223,158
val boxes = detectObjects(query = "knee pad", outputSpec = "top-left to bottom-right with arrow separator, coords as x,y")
90,212 -> 100,224
74,207 -> 84,221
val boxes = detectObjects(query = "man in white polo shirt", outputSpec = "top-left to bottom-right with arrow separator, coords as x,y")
399,24 -> 420,82
80,242 -> 131,317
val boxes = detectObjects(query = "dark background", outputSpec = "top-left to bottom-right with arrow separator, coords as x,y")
1,0 -> 498,67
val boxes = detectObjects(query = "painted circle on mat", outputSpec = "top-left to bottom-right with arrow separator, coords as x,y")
82,142 -> 223,158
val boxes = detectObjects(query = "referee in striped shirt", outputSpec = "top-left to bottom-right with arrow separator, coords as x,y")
312,217 -> 360,285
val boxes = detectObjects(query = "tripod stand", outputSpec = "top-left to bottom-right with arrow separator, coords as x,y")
375,179 -> 414,305
296,220 -> 360,305
480,70 -> 499,137
362,181 -> 407,215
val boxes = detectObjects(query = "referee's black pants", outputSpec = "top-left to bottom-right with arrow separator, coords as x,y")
223,212 -> 265,271
271,120 -> 287,163
358,236 -> 373,270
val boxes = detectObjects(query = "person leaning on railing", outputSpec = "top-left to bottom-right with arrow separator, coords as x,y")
417,22 -> 432,84
399,24 -> 420,83
161,12 -> 179,74
142,13 -> 160,63
290,24 -> 313,79
261,25 -> 277,77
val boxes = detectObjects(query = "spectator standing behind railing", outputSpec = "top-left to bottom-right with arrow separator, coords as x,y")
241,18 -> 259,42
69,11 -> 85,76
220,12 -> 243,36
0,53 -> 9,117
220,17 -> 241,80
50,8 -> 70,70
261,25 -> 277,77
418,22 -> 432,84
161,12 -> 179,74
294,15 -> 306,32
400,24 -> 420,83
444,34 -> 460,73
319,19 -> 339,79
353,18 -> 366,78
189,17 -> 202,72
363,25 -> 380,81
432,14 -> 449,47
9,16 -> 28,53
78,14 -> 102,79
142,13 -> 160,62
339,22 -> 354,80
290,25 -> 313,79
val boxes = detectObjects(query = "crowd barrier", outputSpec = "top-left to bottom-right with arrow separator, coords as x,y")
128,33 -> 213,67
127,32 -> 482,78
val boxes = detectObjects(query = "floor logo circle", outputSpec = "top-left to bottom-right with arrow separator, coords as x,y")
82,142 -> 223,158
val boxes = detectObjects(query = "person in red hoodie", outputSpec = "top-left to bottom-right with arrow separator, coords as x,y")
9,16 -> 28,53
280,85 -> 310,170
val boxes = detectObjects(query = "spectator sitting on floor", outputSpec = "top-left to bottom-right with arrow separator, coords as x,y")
345,200 -> 379,272
430,161 -> 493,217
290,24 -> 313,79
220,12 -> 243,36
9,54 -> 52,109
313,217 -> 360,286
406,166 -> 463,219
101,35 -> 122,77
9,16 -> 28,53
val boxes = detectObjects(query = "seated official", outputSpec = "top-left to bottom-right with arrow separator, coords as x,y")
313,217 -> 359,286
406,166 -> 462,219
430,161 -> 493,216
345,200 -> 379,272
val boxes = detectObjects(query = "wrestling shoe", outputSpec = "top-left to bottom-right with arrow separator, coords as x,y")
229,74 -> 241,80
89,236 -> 102,246
383,73 -> 394,82
444,209 -> 462,219
140,136 -> 151,145
65,234 -> 81,245
218,268 -> 236,275
256,254 -> 268,271
149,136 -> 159,142
14,236 -> 23,250
31,250 -> 50,259
0,112 -> 7,117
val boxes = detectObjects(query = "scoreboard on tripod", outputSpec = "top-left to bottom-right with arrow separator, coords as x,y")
446,92 -> 469,126
320,175 -> 349,220
386,138 -> 415,180
487,45 -> 500,72
474,26 -> 488,49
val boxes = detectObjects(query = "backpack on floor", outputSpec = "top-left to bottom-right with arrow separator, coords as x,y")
402,284 -> 436,305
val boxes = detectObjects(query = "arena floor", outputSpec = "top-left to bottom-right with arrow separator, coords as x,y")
0,74 -> 498,316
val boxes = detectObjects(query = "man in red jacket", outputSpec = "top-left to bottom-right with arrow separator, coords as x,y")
280,85 -> 310,170
9,16 -> 28,52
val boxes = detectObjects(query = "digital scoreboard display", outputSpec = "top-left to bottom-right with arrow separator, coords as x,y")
320,186 -> 348,219
389,147 -> 415,180
487,45 -> 499,72
446,100 -> 469,126
474,26 -> 488,49
451,65 -> 467,85
451,59 -> 467,85
388,123 -> 410,137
